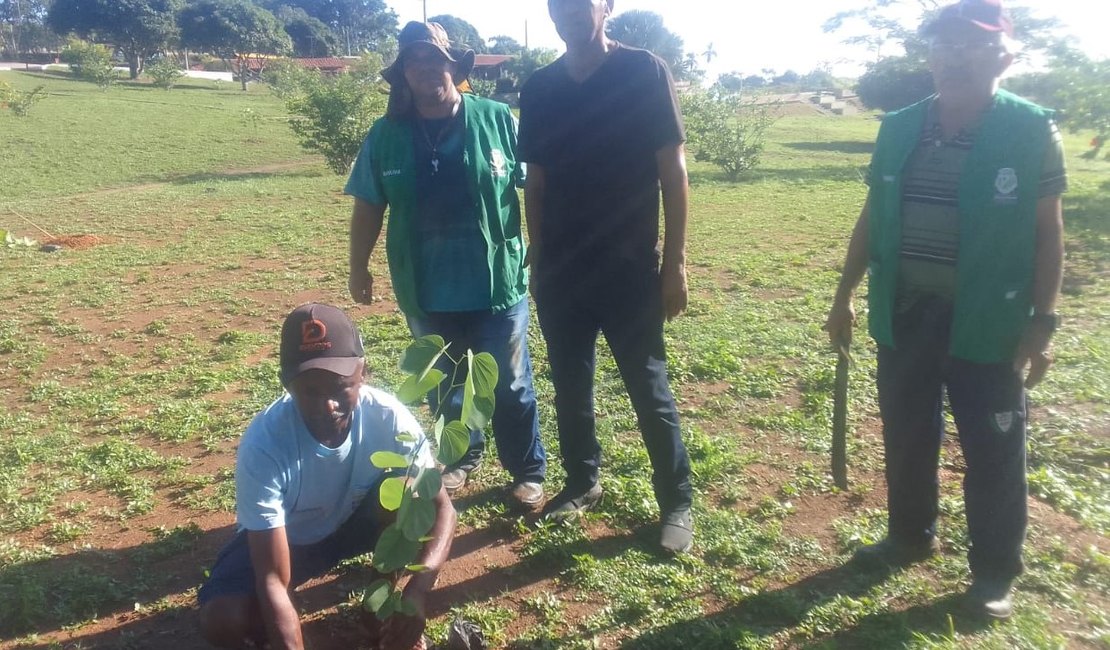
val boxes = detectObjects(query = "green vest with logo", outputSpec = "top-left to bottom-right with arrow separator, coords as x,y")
867,89 -> 1052,363
370,93 -> 527,316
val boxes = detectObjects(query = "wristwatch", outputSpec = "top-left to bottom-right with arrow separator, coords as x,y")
1030,312 -> 1060,332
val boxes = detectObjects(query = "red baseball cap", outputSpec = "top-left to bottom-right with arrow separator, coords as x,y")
279,303 -> 364,384
923,0 -> 1014,38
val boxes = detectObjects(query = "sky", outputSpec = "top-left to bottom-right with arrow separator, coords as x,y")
385,0 -> 1109,81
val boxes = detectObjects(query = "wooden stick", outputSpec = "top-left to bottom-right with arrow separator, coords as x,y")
831,344 -> 850,490
8,209 -> 56,239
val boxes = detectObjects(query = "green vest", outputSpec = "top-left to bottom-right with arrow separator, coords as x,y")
867,89 -> 1052,363
370,94 -> 527,316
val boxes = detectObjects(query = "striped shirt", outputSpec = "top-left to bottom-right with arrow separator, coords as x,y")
869,109 -> 1067,312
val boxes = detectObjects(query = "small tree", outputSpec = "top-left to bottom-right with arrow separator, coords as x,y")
279,65 -> 386,173
361,335 -> 495,622
146,57 -> 183,89
506,47 -> 557,91
681,88 -> 777,181
47,0 -> 179,80
0,81 -> 47,116
60,38 -> 118,88
1040,49 -> 1110,159
178,0 -> 291,91
855,55 -> 934,112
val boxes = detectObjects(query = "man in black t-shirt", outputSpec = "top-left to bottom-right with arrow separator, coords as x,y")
518,0 -> 693,554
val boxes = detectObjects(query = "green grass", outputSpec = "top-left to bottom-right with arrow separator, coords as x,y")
1,75 -> 1107,648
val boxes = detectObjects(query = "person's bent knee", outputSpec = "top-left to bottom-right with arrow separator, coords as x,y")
198,595 -> 258,648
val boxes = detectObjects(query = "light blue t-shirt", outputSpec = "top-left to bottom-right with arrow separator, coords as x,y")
235,385 -> 434,546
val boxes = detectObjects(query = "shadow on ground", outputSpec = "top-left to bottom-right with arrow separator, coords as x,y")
617,563 -> 990,649
0,524 -> 233,644
783,141 -> 876,155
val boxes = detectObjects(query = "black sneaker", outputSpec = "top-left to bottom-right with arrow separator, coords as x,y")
541,483 -> 602,523
659,508 -> 694,554
964,579 -> 1014,620
851,536 -> 939,570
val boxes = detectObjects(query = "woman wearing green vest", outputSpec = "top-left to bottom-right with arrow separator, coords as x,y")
345,22 -> 546,510
824,0 -> 1065,620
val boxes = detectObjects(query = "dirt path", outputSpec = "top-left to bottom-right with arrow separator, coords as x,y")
6,159 -> 321,205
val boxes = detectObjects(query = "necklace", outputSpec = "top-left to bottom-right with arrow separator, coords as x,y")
418,117 -> 449,174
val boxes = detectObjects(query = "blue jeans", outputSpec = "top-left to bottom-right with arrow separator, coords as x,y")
534,260 -> 692,513
405,297 -> 546,483
197,490 -> 381,605
878,297 -> 1028,583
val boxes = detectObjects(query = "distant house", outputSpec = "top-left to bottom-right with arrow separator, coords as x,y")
195,55 -> 352,79
242,56 -> 350,75
473,54 -> 513,81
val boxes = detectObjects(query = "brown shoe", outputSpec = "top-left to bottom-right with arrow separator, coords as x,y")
441,467 -> 470,493
507,481 -> 544,510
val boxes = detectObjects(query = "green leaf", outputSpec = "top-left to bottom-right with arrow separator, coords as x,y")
415,465 -> 442,499
433,415 -> 445,445
373,523 -> 421,573
396,368 -> 445,404
399,335 -> 446,373
470,351 -> 499,398
370,451 -> 410,469
379,476 -> 405,511
469,394 -> 496,431
376,590 -> 401,620
398,488 -> 437,541
395,430 -> 418,443
438,420 -> 471,466
405,564 -> 427,572
362,578 -> 392,614
397,597 -> 419,617
460,350 -> 477,429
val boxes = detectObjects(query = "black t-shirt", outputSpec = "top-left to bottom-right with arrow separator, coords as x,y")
518,43 -> 685,272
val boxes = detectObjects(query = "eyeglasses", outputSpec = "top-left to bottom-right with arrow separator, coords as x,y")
929,40 -> 1002,56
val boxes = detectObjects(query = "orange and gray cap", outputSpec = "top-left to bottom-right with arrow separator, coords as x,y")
279,303 -> 364,384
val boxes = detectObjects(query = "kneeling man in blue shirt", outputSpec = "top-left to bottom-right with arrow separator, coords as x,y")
198,303 -> 456,649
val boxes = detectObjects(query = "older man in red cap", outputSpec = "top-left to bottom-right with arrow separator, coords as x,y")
825,0 -> 1067,619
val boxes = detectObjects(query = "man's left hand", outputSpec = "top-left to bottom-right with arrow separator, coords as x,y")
379,590 -> 427,650
1013,323 -> 1054,389
662,263 -> 688,321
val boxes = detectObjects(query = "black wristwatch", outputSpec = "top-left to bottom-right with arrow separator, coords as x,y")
1030,312 -> 1060,332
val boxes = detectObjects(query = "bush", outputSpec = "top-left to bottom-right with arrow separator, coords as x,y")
282,70 -> 387,174
469,78 -> 496,98
262,58 -> 315,101
855,56 -> 934,112
60,39 -> 117,88
681,88 -> 777,181
146,58 -> 184,90
0,82 -> 47,116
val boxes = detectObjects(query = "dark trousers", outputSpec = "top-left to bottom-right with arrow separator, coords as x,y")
878,298 -> 1028,582
535,261 -> 692,513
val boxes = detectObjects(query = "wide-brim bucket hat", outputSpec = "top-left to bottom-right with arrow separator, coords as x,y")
382,21 -> 476,86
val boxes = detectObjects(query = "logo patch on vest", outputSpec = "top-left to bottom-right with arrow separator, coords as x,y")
993,167 -> 1018,204
992,411 -> 1016,434
489,148 -> 507,178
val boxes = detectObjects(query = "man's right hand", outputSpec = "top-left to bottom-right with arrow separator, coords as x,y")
823,299 -> 855,351
350,268 -> 374,305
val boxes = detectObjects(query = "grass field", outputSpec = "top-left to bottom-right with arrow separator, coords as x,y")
1,71 -> 1107,649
